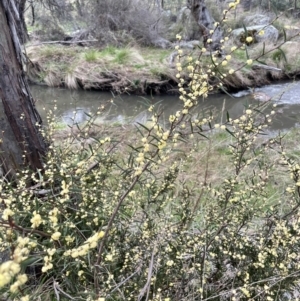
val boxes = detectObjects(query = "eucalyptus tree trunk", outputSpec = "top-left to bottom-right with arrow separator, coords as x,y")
187,0 -> 223,51
0,0 -> 47,179
16,0 -> 28,43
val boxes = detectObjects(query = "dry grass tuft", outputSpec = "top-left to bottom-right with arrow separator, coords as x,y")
64,73 -> 79,89
44,71 -> 61,87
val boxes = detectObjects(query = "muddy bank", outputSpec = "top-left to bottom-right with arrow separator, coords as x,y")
222,68 -> 300,93
27,68 -> 179,95
25,44 -> 300,95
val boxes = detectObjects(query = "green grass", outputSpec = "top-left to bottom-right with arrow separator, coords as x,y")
97,46 -> 131,64
142,48 -> 172,61
38,46 -> 64,58
149,66 -> 170,79
54,121 -> 68,130
158,49 -> 172,63
113,48 -> 130,64
99,45 -> 118,56
134,64 -> 148,69
233,49 -> 247,61
37,45 -> 78,59
84,49 -> 99,62
150,67 -> 162,76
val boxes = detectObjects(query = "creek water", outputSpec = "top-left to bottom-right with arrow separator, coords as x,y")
30,81 -> 300,131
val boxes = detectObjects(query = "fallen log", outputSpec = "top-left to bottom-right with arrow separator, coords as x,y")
27,39 -> 98,47
251,64 -> 282,72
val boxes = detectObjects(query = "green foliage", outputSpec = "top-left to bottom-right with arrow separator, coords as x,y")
113,48 -> 130,64
38,45 -> 67,59
271,48 -> 287,66
133,64 -> 147,69
99,45 -> 118,56
86,46 -> 130,64
84,49 -> 99,62
150,67 -> 171,81
232,48 -> 247,61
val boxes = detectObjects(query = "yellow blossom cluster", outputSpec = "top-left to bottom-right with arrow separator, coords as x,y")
64,231 -> 105,258
228,0 -> 240,9
0,237 -> 32,292
42,248 -> 56,273
30,210 -> 42,228
0,261 -> 21,288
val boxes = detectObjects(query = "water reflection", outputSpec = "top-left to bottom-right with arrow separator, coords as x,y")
30,82 -> 300,131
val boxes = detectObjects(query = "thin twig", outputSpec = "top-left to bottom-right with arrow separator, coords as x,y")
138,249 -> 155,301
53,281 -> 76,300
110,264 -> 142,295
4,218 -> 51,237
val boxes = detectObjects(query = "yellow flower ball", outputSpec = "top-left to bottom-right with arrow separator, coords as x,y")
246,36 -> 253,43
51,232 -> 61,241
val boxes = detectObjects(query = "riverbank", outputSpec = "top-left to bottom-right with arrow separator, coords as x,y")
25,38 -> 300,95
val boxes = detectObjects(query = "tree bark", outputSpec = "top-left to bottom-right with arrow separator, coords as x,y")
0,0 -> 47,179
16,0 -> 29,43
187,0 -> 223,52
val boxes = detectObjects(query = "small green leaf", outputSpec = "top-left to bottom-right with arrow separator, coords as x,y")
136,122 -> 151,132
283,28 -> 287,42
245,46 -> 249,59
21,256 -> 42,270
256,60 -> 268,65
219,86 -> 233,98
278,48 -> 287,63
226,128 -> 236,137
242,23 -> 248,37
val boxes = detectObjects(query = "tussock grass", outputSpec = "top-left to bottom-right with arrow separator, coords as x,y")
113,48 -> 130,64
64,72 -> 79,89
84,49 -> 100,62
100,45 -> 118,56
44,71 -> 61,87
28,45 -> 78,60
